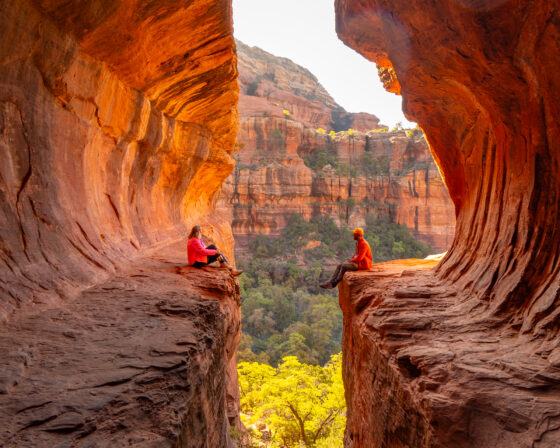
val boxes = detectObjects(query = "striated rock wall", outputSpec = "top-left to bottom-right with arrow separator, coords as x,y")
0,261 -> 242,447
0,0 -> 238,319
336,0 -> 560,446
225,116 -> 455,252
340,262 -> 560,447
227,42 -> 455,252
0,0 -> 242,446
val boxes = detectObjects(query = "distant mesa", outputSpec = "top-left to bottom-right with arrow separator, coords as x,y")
220,40 -> 455,254
236,39 -> 382,132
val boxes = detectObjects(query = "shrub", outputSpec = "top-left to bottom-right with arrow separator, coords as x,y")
303,146 -> 338,172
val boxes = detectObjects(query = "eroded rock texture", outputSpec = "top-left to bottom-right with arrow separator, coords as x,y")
0,260 -> 242,447
0,0 -> 241,446
227,120 -> 454,252
225,42 -> 455,252
0,0 -> 238,319
335,0 -> 560,446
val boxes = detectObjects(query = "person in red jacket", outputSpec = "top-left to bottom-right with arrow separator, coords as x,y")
320,227 -> 373,289
187,225 -> 242,276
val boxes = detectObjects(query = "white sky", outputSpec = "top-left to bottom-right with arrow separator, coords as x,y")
232,0 -> 415,128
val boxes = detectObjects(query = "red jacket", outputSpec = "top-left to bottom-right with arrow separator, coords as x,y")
187,238 -> 217,264
350,237 -> 373,269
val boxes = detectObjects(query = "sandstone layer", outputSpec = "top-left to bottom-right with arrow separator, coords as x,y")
0,257 -> 241,447
335,0 -> 560,446
0,0 -> 238,319
226,42 -> 455,253
0,0 -> 241,445
341,263 -> 560,447
226,119 -> 454,252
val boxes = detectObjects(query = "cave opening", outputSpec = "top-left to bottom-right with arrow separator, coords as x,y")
230,1 -> 456,446
1,0 -> 556,446
233,0 -> 560,446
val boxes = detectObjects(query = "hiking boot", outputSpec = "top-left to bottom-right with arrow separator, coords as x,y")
319,282 -> 334,289
230,269 -> 243,277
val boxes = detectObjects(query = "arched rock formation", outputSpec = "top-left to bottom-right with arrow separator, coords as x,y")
335,0 -> 560,446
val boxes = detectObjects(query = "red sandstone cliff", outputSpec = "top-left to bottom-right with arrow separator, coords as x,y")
237,40 -> 381,132
335,0 -> 560,446
225,42 -> 455,252
0,0 -> 242,446
226,120 -> 454,252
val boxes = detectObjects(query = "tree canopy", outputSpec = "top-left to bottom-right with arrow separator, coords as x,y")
238,354 -> 345,447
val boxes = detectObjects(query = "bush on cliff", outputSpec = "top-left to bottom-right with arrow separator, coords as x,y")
302,146 -> 338,171
360,152 -> 390,176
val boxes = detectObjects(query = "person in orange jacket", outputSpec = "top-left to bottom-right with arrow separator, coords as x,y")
320,227 -> 373,289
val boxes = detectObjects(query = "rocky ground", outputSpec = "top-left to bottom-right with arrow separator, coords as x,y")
0,244 -> 242,447
340,261 -> 560,448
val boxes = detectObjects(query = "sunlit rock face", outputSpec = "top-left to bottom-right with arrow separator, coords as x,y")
0,0 -> 238,318
336,0 -> 560,446
225,42 -> 455,252
0,0 -> 241,445
226,119 -> 454,252
237,40 -> 381,132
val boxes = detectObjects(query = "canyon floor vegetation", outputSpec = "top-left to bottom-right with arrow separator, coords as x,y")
236,213 -> 431,446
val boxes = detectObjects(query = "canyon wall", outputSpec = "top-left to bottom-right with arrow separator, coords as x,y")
237,40 -> 381,132
225,42 -> 455,253
335,0 -> 560,446
0,0 -> 242,446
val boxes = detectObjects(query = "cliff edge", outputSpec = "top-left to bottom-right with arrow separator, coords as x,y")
0,0 -> 241,446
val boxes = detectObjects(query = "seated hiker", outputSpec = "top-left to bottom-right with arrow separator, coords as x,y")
320,227 -> 373,289
187,225 -> 243,276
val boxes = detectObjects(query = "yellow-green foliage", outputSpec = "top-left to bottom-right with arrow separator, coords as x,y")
371,126 -> 389,133
283,109 -> 291,117
316,128 -> 327,134
238,354 -> 346,447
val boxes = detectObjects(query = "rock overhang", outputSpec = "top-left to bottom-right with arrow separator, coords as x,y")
335,0 -> 560,327
334,1 -> 560,445
0,1 -> 243,445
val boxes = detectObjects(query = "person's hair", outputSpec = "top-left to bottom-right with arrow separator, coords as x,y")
188,225 -> 202,239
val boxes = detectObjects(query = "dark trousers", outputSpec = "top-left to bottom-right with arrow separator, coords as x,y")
329,261 -> 359,286
192,244 -> 228,268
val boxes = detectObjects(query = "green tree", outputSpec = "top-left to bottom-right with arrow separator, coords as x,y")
238,213 -> 431,366
392,240 -> 406,258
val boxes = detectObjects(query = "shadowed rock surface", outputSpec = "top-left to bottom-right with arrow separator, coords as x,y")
335,0 -> 560,446
0,0 -> 242,446
0,258 -> 241,447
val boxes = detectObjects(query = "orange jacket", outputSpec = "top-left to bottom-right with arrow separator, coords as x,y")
350,237 -> 373,269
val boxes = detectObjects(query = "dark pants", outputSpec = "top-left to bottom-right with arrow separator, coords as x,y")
192,244 -> 228,268
328,261 -> 359,286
